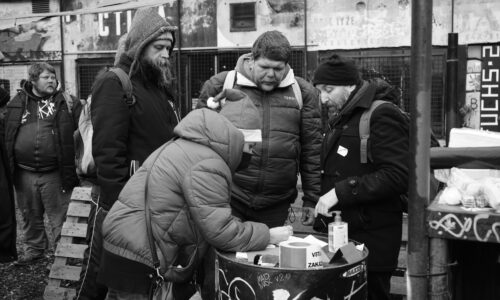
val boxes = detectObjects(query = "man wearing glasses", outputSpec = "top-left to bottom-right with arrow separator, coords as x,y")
2,62 -> 78,265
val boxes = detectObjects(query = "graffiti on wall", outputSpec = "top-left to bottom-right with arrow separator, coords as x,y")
0,18 -> 61,62
63,0 -> 216,52
455,0 -> 500,45
480,45 -> 500,131
428,211 -> 500,243
216,262 -> 367,299
307,0 -> 450,50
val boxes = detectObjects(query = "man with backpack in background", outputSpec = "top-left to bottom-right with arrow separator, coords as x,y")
76,7 -> 179,299
2,62 -> 79,266
197,30 -> 322,228
312,54 -> 410,300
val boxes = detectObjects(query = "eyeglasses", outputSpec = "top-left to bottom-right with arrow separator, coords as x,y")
39,75 -> 57,81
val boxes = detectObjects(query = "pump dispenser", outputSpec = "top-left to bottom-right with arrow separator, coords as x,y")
328,211 -> 348,252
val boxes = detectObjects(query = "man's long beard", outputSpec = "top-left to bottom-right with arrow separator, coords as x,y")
326,88 -> 351,120
138,57 -> 173,89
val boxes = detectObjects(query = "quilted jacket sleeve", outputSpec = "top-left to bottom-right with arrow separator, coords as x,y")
296,77 -> 322,208
183,158 -> 270,252
91,72 -> 131,210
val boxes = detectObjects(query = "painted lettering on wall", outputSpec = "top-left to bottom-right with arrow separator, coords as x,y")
96,6 -> 167,37
480,45 -> 500,131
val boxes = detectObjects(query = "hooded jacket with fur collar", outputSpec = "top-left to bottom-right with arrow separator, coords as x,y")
91,7 -> 178,209
197,54 -> 322,210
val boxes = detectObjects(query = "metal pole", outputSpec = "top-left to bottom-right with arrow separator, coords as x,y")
59,0 -> 66,91
408,0 -> 432,299
176,0 -> 186,116
445,33 -> 458,145
303,0 -> 308,78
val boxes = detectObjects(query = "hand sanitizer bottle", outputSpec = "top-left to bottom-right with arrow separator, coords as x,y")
328,211 -> 348,252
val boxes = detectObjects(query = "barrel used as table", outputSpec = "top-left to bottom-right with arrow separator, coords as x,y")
215,233 -> 368,300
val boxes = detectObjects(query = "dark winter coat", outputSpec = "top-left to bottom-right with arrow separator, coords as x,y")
0,120 -> 17,263
99,109 -> 269,293
3,83 -> 78,191
314,79 -> 409,271
91,55 -> 179,210
197,54 -> 322,209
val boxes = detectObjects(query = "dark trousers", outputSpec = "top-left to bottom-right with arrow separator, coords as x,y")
77,185 -> 108,300
14,169 -> 70,256
230,199 -> 290,228
367,271 -> 392,300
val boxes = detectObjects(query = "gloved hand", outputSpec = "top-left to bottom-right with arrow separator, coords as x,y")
207,88 -> 248,109
301,207 -> 315,226
314,188 -> 339,217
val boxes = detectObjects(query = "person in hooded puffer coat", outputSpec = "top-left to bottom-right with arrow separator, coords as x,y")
98,89 -> 292,299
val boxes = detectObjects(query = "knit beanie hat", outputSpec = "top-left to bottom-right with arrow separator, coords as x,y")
313,54 -> 361,86
0,86 -> 9,107
217,89 -> 262,143
124,7 -> 177,73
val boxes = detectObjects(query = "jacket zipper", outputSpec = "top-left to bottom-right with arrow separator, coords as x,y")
256,91 -> 270,204
169,100 -> 180,123
35,102 -> 40,169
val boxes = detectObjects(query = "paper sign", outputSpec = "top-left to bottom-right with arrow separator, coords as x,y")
337,145 -> 348,157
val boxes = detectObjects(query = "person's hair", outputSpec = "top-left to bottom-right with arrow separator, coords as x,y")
251,30 -> 291,63
28,62 -> 56,82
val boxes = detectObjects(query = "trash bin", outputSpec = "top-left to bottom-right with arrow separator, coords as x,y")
215,233 -> 368,300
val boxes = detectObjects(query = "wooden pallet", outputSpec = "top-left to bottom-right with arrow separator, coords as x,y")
43,186 -> 92,300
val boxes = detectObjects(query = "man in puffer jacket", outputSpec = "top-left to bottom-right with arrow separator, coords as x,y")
3,62 -> 78,265
197,30 -> 322,228
98,89 -> 292,299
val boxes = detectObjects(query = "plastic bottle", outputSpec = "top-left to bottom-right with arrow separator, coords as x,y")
328,211 -> 348,252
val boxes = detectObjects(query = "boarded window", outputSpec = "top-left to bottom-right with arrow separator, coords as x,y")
230,2 -> 256,32
32,0 -> 50,13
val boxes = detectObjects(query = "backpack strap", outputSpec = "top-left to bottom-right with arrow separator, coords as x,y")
109,67 -> 136,106
223,69 -> 303,109
223,70 -> 237,91
359,100 -> 389,164
291,78 -> 302,109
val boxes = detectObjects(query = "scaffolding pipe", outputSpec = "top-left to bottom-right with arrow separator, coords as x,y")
176,0 -> 186,116
303,0 -> 308,78
408,0 -> 433,299
445,33 -> 459,144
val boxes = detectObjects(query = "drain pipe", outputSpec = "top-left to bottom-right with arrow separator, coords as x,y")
445,33 -> 459,145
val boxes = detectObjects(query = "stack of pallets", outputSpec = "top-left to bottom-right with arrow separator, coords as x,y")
43,186 -> 92,300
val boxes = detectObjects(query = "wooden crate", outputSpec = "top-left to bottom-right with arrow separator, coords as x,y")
43,186 -> 92,300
